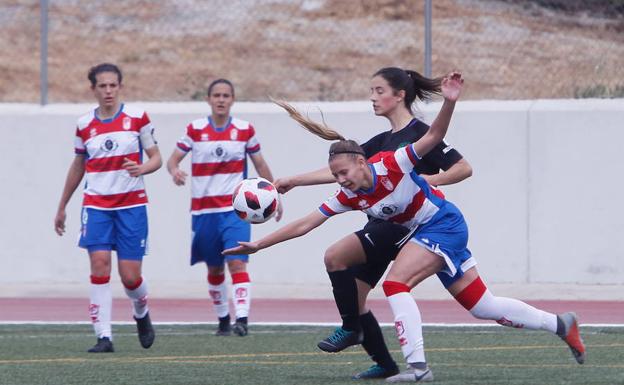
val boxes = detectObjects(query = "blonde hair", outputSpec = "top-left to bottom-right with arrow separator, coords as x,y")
271,98 -> 346,141
272,98 -> 366,160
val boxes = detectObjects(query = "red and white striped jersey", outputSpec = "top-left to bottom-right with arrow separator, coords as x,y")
74,104 -> 156,210
319,145 -> 445,229
176,116 -> 261,215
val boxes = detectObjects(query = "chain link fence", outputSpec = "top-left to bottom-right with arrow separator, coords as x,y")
1,0 -> 623,103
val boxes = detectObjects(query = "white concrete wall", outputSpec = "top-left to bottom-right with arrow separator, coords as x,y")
0,99 -> 622,299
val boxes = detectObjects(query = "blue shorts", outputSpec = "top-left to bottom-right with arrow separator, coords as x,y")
78,206 -> 148,261
191,211 -> 250,266
410,201 -> 476,288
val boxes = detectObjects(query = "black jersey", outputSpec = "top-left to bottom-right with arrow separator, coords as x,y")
360,118 -> 462,175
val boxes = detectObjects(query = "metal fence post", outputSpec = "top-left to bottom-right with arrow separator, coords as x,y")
40,0 -> 48,105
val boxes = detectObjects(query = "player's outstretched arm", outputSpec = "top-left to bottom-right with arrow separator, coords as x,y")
223,210 -> 328,255
412,72 -> 463,159
274,167 -> 335,194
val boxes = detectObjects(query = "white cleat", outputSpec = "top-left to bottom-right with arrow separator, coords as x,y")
385,366 -> 433,383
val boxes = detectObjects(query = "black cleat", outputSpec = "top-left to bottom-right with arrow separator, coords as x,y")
134,312 -> 155,349
88,337 -> 114,353
216,315 -> 232,336
232,317 -> 248,336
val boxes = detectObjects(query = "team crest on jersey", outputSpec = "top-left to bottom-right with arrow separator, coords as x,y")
89,128 -> 97,138
100,137 -> 118,152
230,128 -> 238,141
380,176 -> 394,191
122,117 -> 132,130
379,204 -> 398,216
213,145 -> 226,157
201,133 -> 209,141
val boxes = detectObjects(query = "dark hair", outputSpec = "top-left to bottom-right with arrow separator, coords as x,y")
328,140 -> 365,161
88,63 -> 122,87
207,78 -> 235,97
373,67 -> 442,111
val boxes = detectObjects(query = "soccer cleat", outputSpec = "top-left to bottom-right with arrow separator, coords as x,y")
385,365 -> 433,383
134,312 -> 155,349
232,319 -> 248,336
557,312 -> 586,364
216,315 -> 232,336
317,327 -> 363,353
352,364 -> 400,380
87,337 -> 114,353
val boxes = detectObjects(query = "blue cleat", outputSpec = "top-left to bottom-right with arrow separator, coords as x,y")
317,327 -> 363,353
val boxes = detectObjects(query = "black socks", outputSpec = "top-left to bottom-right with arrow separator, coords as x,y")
327,269 -> 360,332
361,310 -> 398,370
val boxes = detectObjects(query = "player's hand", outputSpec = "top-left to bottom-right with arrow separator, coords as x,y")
275,195 -> 284,222
54,209 -> 66,236
122,157 -> 143,177
172,168 -> 188,186
274,177 -> 296,194
223,241 -> 260,255
441,71 -> 463,102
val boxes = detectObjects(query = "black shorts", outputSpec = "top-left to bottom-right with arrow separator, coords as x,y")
350,219 -> 410,287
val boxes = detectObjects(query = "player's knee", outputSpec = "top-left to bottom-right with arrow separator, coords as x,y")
323,246 -> 346,271
227,259 -> 246,274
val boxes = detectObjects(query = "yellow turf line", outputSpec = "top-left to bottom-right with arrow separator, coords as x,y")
0,343 -> 622,365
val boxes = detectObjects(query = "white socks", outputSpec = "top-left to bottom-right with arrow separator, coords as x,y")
124,277 -> 149,319
90,275 -> 112,339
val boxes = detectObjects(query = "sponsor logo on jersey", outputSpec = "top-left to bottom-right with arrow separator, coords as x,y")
358,199 -> 369,208
89,128 -> 97,138
201,133 -> 209,141
442,141 -> 453,154
122,116 -> 132,130
230,128 -> 238,141
100,137 -> 118,152
380,204 -> 398,216
398,141 -> 410,148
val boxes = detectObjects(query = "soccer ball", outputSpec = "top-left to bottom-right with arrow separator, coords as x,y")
232,177 -> 279,224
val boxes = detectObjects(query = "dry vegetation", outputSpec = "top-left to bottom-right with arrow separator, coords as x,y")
1,0 -> 623,102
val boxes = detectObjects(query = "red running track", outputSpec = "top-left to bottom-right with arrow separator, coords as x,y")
0,298 -> 622,324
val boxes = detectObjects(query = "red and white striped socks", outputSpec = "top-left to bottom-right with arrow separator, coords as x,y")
89,275 -> 112,340
232,272 -> 251,320
208,274 -> 229,318
124,276 -> 149,319
383,280 -> 426,364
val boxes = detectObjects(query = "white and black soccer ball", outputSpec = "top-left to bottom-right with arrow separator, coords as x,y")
232,177 -> 278,224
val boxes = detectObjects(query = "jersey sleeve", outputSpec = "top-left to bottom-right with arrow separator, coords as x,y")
385,145 -> 421,174
318,189 -> 353,217
138,111 -> 158,150
245,124 -> 261,154
74,126 -> 86,155
176,124 -> 194,153
420,140 -> 463,171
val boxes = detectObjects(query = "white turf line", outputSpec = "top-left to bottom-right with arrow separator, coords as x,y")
0,321 -> 622,327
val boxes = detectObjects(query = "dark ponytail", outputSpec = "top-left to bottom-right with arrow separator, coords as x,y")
373,67 -> 442,111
